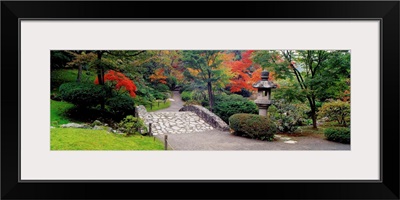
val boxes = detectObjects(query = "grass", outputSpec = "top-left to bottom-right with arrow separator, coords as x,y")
51,128 -> 164,150
51,100 -> 75,126
145,100 -> 171,112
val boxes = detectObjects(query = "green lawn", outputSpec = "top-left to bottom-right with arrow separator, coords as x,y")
51,128 -> 164,150
145,100 -> 171,112
51,100 -> 75,126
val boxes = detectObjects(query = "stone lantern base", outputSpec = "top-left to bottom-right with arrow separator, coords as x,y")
256,103 -> 270,116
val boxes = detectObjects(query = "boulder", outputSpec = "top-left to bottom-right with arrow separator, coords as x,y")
91,120 -> 102,126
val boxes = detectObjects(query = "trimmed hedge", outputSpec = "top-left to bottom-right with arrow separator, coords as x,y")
229,113 -> 277,141
324,127 -> 350,144
59,82 -> 107,107
106,94 -> 135,117
214,94 -> 258,123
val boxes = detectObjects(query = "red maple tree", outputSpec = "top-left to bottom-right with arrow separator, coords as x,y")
227,50 -> 256,92
94,70 -> 137,97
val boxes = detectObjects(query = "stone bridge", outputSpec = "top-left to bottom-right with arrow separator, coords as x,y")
135,91 -> 229,135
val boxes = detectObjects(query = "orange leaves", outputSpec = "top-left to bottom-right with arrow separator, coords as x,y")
226,50 -> 256,92
149,68 -> 168,84
342,90 -> 350,102
94,70 -> 137,97
250,68 -> 262,83
225,50 -> 278,93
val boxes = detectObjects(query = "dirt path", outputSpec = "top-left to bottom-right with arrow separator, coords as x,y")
154,91 -> 184,112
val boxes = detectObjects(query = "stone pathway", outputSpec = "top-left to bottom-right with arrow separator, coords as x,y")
141,91 -> 214,135
142,112 -> 214,135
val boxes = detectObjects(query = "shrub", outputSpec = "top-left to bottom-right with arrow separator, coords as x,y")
106,94 -> 135,117
155,83 -> 170,92
118,115 -> 147,135
215,93 -> 248,102
214,94 -> 258,123
229,114 -> 277,141
269,100 -> 308,133
166,76 -> 177,90
318,100 -> 350,127
184,99 -> 201,106
324,127 -> 350,144
233,88 -> 252,97
153,92 -> 168,100
179,84 -> 191,93
59,82 -> 107,107
181,91 -> 193,101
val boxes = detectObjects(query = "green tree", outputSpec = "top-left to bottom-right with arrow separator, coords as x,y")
253,50 -> 350,128
182,50 -> 231,112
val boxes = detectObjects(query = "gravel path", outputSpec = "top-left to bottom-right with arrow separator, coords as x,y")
156,130 -> 350,151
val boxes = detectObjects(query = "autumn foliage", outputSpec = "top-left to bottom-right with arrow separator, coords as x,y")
149,68 -> 168,84
94,70 -> 137,97
226,50 -> 255,92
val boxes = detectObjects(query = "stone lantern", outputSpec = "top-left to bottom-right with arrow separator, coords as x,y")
252,70 -> 277,116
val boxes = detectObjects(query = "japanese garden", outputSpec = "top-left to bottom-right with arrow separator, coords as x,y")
50,50 -> 350,150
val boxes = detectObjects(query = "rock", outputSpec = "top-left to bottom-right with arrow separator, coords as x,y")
60,123 -> 90,129
50,126 -> 55,129
92,120 -> 102,126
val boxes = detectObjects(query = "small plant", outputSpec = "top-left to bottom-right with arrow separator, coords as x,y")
269,100 -> 308,133
324,127 -> 350,144
181,91 -> 193,101
318,100 -> 350,127
229,113 -> 277,141
118,115 -> 147,135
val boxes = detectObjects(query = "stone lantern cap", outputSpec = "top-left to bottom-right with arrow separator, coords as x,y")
252,70 -> 277,89
252,80 -> 277,89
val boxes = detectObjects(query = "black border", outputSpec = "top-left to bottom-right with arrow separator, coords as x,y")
2,1 -> 399,199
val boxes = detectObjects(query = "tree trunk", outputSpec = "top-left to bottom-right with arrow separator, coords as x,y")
96,52 -> 105,110
77,65 -> 82,83
207,82 -> 214,112
311,109 -> 317,128
306,96 -> 317,128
